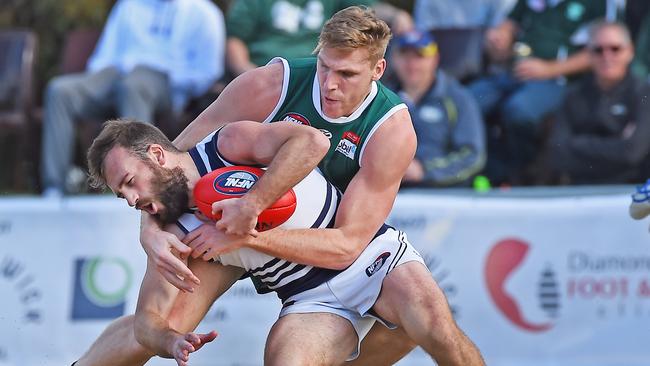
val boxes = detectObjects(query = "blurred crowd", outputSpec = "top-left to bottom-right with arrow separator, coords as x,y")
2,0 -> 650,195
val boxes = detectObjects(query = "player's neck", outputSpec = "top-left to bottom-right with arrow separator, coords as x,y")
179,152 -> 201,206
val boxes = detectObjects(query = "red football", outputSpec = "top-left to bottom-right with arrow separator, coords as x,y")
193,166 -> 297,231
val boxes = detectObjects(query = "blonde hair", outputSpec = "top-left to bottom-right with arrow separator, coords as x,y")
314,6 -> 392,64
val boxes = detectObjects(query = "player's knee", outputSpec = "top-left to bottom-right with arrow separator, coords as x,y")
264,327 -> 332,366
266,349 -> 329,366
401,289 -> 460,345
264,342 -> 312,366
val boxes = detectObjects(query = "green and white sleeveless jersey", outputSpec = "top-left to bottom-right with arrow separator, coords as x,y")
263,57 -> 407,192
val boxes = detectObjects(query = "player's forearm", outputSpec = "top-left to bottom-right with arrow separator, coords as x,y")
246,127 -> 330,212
140,212 -> 162,250
133,310 -> 179,358
246,227 -> 366,270
140,212 -> 160,232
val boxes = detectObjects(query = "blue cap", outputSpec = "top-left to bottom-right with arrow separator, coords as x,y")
396,30 -> 437,53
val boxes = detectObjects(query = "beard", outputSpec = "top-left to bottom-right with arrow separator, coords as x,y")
149,164 -> 190,226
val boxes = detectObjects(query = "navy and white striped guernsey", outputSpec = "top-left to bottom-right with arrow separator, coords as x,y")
176,128 -> 344,302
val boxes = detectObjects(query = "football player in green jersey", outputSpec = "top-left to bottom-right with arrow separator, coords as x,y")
75,6 -> 484,366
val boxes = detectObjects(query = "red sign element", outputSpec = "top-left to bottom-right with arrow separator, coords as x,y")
485,238 -> 553,332
282,113 -> 311,126
342,131 -> 360,144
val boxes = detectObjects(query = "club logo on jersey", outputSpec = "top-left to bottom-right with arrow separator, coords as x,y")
213,171 -> 258,195
282,112 -> 311,126
335,131 -> 360,160
319,129 -> 332,139
366,252 -> 391,277
281,112 -> 332,139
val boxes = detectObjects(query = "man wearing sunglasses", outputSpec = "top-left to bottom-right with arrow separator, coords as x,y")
468,0 -> 606,184
548,21 -> 650,184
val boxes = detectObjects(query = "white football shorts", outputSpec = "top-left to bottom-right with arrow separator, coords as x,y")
279,226 -> 426,360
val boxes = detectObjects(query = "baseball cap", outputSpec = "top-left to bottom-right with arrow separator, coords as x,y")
396,30 -> 438,56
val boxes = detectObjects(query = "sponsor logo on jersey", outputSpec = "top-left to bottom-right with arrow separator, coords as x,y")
281,113 -> 332,139
366,252 -> 391,277
282,112 -> 311,126
335,131 -> 361,160
214,171 -> 258,195
319,129 -> 332,139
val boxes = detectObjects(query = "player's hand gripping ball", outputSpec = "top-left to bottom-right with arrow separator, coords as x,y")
193,166 -> 297,231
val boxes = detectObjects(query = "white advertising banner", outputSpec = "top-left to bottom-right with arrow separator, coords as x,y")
390,193 -> 650,366
0,192 -> 648,365
0,197 -> 279,366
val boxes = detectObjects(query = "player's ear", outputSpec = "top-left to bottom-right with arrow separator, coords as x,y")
148,144 -> 166,166
371,58 -> 386,81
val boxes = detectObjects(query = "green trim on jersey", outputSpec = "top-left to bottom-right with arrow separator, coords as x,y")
266,57 -> 406,192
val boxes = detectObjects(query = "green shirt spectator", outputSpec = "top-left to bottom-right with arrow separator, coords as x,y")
508,0 -> 606,60
225,0 -> 413,76
632,13 -> 650,79
467,0 -> 607,185
226,0 -> 375,75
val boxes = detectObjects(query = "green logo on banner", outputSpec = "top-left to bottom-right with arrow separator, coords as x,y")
81,257 -> 132,307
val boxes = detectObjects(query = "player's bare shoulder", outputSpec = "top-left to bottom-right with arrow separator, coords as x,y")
237,61 -> 284,114
208,61 -> 286,124
361,108 -> 416,171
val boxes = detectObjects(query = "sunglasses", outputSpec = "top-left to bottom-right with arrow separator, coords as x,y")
589,44 -> 623,56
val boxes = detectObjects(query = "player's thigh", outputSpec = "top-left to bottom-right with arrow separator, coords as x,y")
347,323 -> 416,366
372,261 -> 455,334
265,312 -> 357,366
167,260 -> 243,332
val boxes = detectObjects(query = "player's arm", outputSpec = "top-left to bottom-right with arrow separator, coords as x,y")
211,120 -> 330,234
198,110 -> 417,269
255,110 -> 415,268
138,61 -> 285,289
134,225 -> 244,361
140,62 -> 284,291
172,61 -> 283,151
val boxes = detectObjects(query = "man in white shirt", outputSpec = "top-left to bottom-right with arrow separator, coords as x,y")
40,0 -> 225,197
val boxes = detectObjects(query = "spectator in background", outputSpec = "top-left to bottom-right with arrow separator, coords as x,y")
623,0 -> 650,41
388,31 -> 486,186
631,12 -> 650,80
40,0 -> 225,197
548,21 -> 650,184
226,1 -> 413,77
413,0 -> 516,29
468,0 -> 606,184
